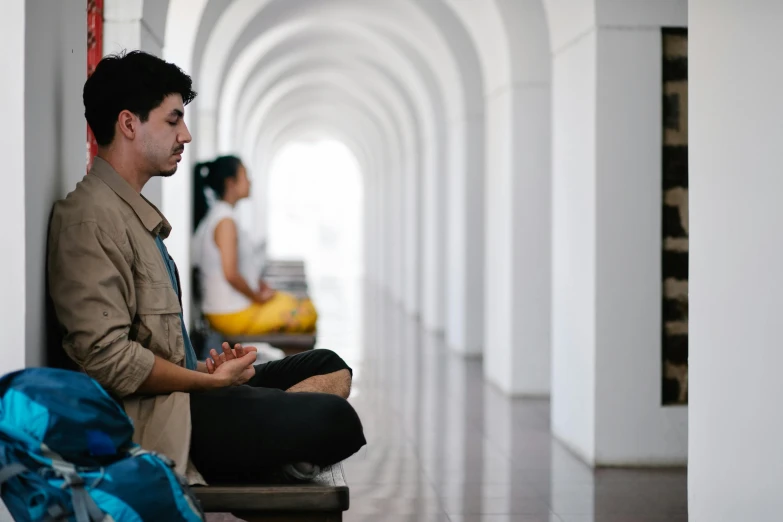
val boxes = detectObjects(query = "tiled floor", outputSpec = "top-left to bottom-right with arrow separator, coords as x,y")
208,278 -> 688,522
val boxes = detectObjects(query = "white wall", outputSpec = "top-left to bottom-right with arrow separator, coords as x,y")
24,0 -> 86,368
593,27 -> 686,465
550,29 -> 598,464
689,1 -> 783,520
0,0 -> 27,376
549,0 -> 688,465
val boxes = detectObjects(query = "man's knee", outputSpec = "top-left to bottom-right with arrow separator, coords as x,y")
319,349 -> 352,396
286,367 -> 351,398
283,349 -> 354,397
332,368 -> 352,399
317,394 -> 366,454
316,349 -> 352,376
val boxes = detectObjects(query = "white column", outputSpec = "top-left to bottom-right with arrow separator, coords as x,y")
389,159 -> 404,304
421,138 -> 446,332
446,116 -> 484,356
103,0 -> 169,207
402,152 -> 421,316
378,169 -> 389,291
0,0 -> 27,374
551,28 -> 598,461
103,0 -> 165,56
370,169 -> 380,286
364,172 -> 376,284
484,82 -> 551,395
372,170 -> 383,287
397,158 -> 409,309
550,4 -> 687,465
161,0 -> 208,329
689,2 -> 783,520
362,170 -> 372,282
384,159 -> 398,299
24,0 -> 86,368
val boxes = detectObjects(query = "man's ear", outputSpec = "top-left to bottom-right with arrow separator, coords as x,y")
116,110 -> 138,140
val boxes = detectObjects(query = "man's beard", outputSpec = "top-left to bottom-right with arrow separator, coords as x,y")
158,146 -> 184,177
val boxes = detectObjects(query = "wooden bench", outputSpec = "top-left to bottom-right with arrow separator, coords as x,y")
265,260 -> 306,270
264,272 -> 308,284
196,464 -> 349,522
264,276 -> 309,294
262,259 -> 310,295
263,264 -> 307,279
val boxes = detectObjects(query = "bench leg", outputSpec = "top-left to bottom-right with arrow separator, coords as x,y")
230,511 -> 342,522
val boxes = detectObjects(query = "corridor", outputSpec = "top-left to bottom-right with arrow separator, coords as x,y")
326,279 -> 686,521
3,1 -> 782,519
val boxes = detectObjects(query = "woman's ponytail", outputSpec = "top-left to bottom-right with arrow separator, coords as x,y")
193,161 -> 212,232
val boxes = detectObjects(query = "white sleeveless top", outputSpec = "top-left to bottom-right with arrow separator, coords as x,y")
192,201 -> 257,314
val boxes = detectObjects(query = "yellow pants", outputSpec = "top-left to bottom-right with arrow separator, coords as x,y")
205,292 -> 318,336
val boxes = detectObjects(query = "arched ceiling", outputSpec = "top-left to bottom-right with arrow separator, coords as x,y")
185,0 -> 485,167
254,95 -> 391,179
238,69 -> 412,179
219,25 -> 432,158
193,0 -> 481,115
162,0 -> 550,218
266,119 -> 374,182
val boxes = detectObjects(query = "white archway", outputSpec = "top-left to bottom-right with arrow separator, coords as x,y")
265,140 -> 364,278
255,97 -> 390,286
192,0 -> 484,336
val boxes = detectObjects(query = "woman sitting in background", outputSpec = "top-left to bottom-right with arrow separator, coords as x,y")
192,155 -> 317,336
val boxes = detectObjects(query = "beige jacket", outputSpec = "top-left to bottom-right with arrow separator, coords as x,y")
47,157 -> 205,485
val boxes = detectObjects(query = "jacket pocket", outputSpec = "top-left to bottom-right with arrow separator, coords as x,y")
131,284 -> 182,362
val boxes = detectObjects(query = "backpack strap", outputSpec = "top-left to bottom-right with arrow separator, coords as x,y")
45,504 -> 67,521
0,462 -> 27,484
0,464 -> 71,521
65,473 -> 107,522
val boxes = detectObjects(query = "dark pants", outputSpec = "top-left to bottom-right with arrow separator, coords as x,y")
189,349 -> 366,483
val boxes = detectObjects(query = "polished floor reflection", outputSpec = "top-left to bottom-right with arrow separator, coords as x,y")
205,278 -> 688,522
339,281 -> 688,522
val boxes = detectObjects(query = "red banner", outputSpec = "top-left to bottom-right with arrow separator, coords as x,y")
86,0 -> 103,171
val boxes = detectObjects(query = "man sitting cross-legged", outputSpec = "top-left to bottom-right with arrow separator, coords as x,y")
47,50 -> 366,485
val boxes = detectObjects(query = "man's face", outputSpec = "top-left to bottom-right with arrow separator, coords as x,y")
136,94 -> 192,177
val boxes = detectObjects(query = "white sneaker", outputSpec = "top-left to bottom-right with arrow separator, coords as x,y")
254,344 -> 285,363
281,462 -> 321,481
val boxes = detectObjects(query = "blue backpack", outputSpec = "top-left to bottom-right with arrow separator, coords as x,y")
0,367 -> 205,522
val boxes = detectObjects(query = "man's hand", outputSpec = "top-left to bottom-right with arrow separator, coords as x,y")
206,342 -> 258,375
208,346 -> 257,387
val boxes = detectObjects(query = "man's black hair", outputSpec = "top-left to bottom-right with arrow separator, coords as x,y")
84,50 -> 197,146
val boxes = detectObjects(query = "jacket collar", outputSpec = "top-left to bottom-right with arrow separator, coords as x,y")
90,156 -> 172,238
